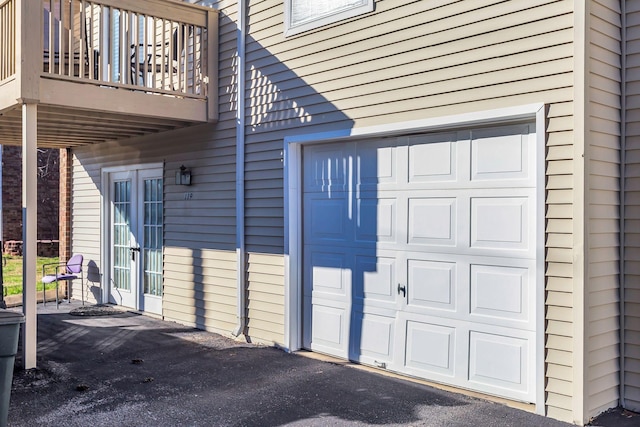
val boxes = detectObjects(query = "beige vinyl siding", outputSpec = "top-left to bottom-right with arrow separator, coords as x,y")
545,101 -> 576,423
244,0 -> 575,251
70,0 -> 239,335
586,1 -> 622,418
69,163 -> 101,303
244,0 -> 576,420
624,0 -> 640,412
246,253 -> 285,345
71,124 -> 238,332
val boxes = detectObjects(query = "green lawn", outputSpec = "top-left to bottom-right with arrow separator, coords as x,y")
1,256 -> 60,296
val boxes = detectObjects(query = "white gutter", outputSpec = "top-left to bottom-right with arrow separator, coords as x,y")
619,0 -> 627,408
233,0 -> 247,337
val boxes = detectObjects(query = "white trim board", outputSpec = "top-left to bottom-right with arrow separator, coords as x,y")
283,103 -> 546,413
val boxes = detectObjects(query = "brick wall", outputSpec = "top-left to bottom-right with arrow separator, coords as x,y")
2,146 -> 60,256
59,148 -> 71,262
3,146 -> 21,243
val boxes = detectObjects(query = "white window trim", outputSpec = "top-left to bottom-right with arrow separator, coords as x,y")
284,0 -> 374,36
283,103 -> 546,414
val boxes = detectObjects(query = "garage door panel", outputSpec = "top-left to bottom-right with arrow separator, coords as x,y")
408,197 -> 457,247
305,249 -> 350,298
304,143 -> 353,193
356,197 -> 398,244
354,255 -> 397,304
310,304 -> 349,357
304,194 -> 350,244
469,331 -> 532,399
408,133 -> 459,184
471,197 -> 530,252
350,312 -> 395,365
355,139 -> 402,192
470,264 -> 531,324
407,259 -> 457,311
404,320 -> 456,378
471,124 -> 533,183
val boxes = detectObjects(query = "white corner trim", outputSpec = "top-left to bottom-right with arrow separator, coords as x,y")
535,104 -> 546,415
283,140 -> 303,351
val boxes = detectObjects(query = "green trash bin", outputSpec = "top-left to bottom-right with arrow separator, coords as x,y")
0,311 -> 24,427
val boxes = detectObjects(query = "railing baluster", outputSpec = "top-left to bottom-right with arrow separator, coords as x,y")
88,2 -> 93,80
57,0 -> 63,75
181,24 -> 186,94
161,18 -> 166,90
176,22 -> 181,92
190,25 -> 195,95
68,0 -> 73,77
98,3 -> 103,81
151,16 -> 156,90
201,25 -> 206,97
1,4 -> 4,79
1,3 -> 5,80
1,4 -> 3,79
130,10 -> 134,85
121,8 -> 127,85
79,0 -> 84,79
142,14 -> 147,87
168,20 -> 173,92
47,0 -> 52,73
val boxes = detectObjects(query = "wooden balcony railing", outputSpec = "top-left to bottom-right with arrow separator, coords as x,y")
1,0 -> 217,121
0,0 -> 16,82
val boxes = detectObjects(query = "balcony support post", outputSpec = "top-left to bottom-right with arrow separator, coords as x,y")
21,102 -> 37,369
16,0 -> 41,103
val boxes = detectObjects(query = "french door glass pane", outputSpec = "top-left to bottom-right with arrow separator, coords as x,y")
113,180 -> 131,291
143,178 -> 163,296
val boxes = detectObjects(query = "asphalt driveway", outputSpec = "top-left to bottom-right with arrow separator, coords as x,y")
3,302 -> 631,426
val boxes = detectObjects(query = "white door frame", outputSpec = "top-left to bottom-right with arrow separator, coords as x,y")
283,104 -> 545,412
101,163 -> 164,311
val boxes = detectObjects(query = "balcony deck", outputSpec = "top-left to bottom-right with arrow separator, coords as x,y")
0,0 -> 217,147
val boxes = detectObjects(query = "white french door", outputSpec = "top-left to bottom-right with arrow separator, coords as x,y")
108,167 -> 163,315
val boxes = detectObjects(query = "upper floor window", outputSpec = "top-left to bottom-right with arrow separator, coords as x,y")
285,0 -> 374,36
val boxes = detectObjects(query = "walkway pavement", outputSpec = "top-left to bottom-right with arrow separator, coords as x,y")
4,302 -> 636,426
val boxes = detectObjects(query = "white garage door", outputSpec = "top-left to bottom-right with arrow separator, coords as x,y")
302,123 -> 538,402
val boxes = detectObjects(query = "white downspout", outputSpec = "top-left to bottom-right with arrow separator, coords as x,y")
619,0 -> 627,409
233,0 -> 247,337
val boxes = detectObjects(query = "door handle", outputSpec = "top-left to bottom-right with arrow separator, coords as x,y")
130,246 -> 140,260
397,283 -> 406,297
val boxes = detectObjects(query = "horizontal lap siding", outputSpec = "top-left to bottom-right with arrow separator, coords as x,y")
70,160 -> 101,304
587,0 -> 622,418
245,0 -> 575,420
246,253 -> 285,345
546,102 -> 575,422
625,0 -> 640,413
70,0 -> 239,335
